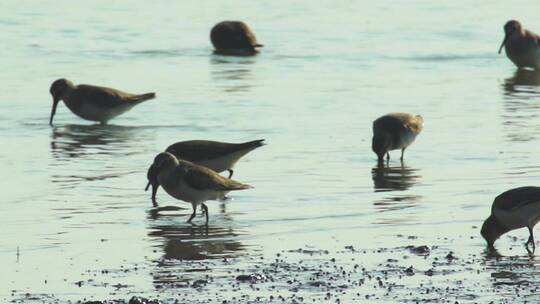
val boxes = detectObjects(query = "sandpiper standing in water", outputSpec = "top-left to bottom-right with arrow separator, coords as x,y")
151,152 -> 252,224
49,78 -> 155,125
145,139 -> 265,207
372,113 -> 424,163
499,20 -> 540,70
481,187 -> 540,252
210,21 -> 263,55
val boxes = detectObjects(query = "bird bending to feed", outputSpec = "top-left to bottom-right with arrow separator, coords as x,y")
210,21 -> 263,55
145,139 -> 265,207
372,113 -> 423,163
481,187 -> 540,252
151,152 -> 252,224
499,20 -> 540,70
49,78 -> 156,125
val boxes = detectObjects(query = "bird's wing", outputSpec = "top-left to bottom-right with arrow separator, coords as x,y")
183,165 -> 251,191
493,186 -> 540,211
166,139 -> 265,162
527,30 -> 540,45
76,85 -> 153,107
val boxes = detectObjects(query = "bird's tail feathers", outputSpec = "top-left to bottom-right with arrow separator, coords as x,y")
132,92 -> 156,103
222,183 -> 253,191
241,139 -> 266,150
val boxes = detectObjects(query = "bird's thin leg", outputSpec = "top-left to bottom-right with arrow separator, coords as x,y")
386,152 -> 390,161
400,148 -> 405,161
187,204 -> 197,223
201,203 -> 209,224
220,202 -> 226,214
527,226 -> 535,252
227,169 -> 234,179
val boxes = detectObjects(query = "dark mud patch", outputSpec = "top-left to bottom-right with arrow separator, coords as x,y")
8,241 -> 540,303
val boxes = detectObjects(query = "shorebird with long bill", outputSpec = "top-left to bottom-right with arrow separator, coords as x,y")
372,113 -> 423,163
145,139 -> 265,207
151,152 -> 252,224
481,186 -> 540,252
49,78 -> 155,125
499,20 -> 540,70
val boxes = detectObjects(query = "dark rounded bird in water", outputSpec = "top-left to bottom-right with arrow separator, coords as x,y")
371,113 -> 423,163
210,21 -> 263,56
498,20 -> 540,70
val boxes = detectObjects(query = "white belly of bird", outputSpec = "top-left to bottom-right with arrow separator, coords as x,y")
394,130 -> 417,150
493,201 -> 540,230
75,103 -> 134,123
197,150 -> 248,173
158,175 -> 224,204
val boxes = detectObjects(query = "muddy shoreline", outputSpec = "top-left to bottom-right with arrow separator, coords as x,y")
9,234 -> 539,304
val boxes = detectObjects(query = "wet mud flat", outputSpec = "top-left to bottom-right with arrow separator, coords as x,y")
9,235 -> 540,304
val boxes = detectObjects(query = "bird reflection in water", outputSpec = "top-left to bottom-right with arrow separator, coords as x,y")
50,124 -> 142,159
501,69 -> 540,142
502,69 -> 540,97
49,124 -> 146,185
371,163 -> 422,222
482,248 -> 540,288
210,56 -> 256,94
147,207 -> 248,289
372,162 -> 421,192
147,206 -> 245,260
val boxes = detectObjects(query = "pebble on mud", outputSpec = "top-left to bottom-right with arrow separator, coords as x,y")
404,266 -> 415,276
406,245 -> 430,256
128,296 -> 161,304
235,273 -> 266,283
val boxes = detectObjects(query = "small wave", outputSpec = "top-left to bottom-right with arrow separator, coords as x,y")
388,53 -> 495,62
130,48 -> 211,58
129,49 -> 185,57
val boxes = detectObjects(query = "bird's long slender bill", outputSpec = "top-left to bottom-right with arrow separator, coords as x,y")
49,98 -> 59,126
498,35 -> 508,54
145,181 -> 151,191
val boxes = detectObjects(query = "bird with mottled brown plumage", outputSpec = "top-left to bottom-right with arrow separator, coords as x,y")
151,152 -> 252,224
481,187 -> 540,252
145,139 -> 265,207
499,20 -> 540,70
49,78 -> 155,125
372,113 -> 423,163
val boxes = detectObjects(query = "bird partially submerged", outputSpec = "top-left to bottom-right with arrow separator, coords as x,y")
210,21 -> 263,56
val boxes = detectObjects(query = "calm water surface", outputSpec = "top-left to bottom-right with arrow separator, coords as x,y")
2,1 -> 540,302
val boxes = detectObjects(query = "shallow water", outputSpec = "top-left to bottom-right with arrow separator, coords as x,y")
2,1 -> 540,303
